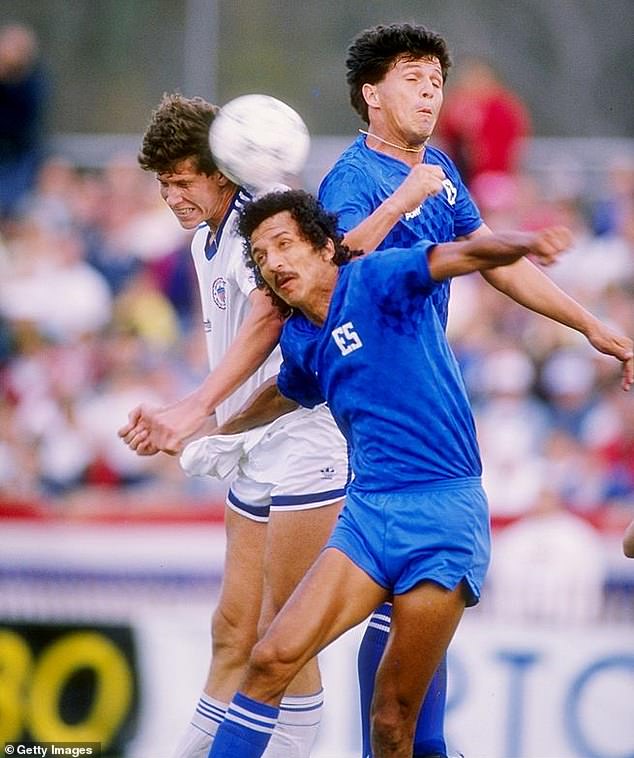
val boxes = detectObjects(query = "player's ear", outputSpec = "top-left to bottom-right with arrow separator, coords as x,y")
321,238 -> 336,263
215,171 -> 232,187
362,83 -> 379,110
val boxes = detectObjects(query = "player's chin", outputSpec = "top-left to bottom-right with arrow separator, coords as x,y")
177,217 -> 203,231
272,285 -> 296,308
414,115 -> 436,136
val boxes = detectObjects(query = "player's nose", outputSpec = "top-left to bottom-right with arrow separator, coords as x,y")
266,249 -> 284,269
420,78 -> 435,97
163,185 -> 182,205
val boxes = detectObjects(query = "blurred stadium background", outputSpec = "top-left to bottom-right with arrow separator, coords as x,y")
0,2 -> 633,757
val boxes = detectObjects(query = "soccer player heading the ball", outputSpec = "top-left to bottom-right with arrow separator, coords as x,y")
118,94 -> 348,758
205,189 -> 577,758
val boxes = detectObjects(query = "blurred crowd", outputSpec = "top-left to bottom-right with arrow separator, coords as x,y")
0,24 -> 634,540
0,147 -> 632,532
0,153 -> 218,511
0,36 -> 632,539
448,156 -> 634,532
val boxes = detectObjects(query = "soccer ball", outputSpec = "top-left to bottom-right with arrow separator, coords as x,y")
209,94 -> 310,192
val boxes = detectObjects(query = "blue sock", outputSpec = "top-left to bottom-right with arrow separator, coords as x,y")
413,654 -> 447,757
358,603 -> 448,758
208,692 -> 279,758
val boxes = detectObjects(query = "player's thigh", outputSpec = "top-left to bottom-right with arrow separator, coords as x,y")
216,504 -> 267,632
375,581 -> 467,708
263,499 -> 343,609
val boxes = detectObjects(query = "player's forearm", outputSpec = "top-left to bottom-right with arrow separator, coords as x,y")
467,231 -> 547,269
430,232 -> 529,280
480,257 -> 598,336
342,198 -> 403,253
438,228 -> 571,280
218,377 -> 298,435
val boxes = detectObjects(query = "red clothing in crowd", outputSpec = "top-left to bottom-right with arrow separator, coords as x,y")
437,62 -> 531,183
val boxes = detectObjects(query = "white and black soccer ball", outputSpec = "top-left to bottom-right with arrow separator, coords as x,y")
209,94 -> 310,192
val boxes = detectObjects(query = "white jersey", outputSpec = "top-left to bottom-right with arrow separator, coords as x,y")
190,188 -> 282,425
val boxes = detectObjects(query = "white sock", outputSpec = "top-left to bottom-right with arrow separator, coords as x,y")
262,690 -> 324,758
172,693 -> 227,758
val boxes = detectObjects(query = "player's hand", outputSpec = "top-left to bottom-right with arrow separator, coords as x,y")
584,323 -> 634,392
118,405 -> 161,455
118,405 -> 144,439
527,226 -> 573,266
391,164 -> 446,215
146,399 -> 211,455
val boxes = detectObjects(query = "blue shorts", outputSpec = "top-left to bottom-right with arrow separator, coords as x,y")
326,477 -> 490,604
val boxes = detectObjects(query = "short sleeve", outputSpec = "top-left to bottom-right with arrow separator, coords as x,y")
277,358 -> 324,409
439,155 -> 482,238
219,223 -> 256,298
318,163 -> 374,235
362,242 -> 438,295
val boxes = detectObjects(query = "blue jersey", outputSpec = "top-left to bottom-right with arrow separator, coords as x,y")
318,136 -> 482,327
277,245 -> 482,494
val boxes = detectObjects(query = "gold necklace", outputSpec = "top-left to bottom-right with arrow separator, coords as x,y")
358,129 -> 427,154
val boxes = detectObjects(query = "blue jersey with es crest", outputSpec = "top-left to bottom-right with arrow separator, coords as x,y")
318,136 -> 482,328
277,245 -> 482,494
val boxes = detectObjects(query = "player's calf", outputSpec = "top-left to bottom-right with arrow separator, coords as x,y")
371,698 -> 418,757
209,602 -> 259,687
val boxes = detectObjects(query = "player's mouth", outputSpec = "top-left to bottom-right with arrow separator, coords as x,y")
274,272 -> 296,292
174,206 -> 197,218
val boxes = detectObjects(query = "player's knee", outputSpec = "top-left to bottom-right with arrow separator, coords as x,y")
248,635 -> 302,686
211,603 -> 257,662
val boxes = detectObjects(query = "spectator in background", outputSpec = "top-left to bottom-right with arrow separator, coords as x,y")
0,218 -> 113,343
473,347 -> 550,519
591,157 -> 634,239
487,488 -> 607,624
0,23 -> 48,221
436,56 -> 531,185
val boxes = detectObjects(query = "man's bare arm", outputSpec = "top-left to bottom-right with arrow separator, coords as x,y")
429,226 -> 573,281
461,225 -> 633,391
342,164 -> 446,253
623,519 -> 634,559
217,376 -> 299,436
118,288 -> 284,455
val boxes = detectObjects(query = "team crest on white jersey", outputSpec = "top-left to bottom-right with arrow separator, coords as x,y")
212,277 -> 228,309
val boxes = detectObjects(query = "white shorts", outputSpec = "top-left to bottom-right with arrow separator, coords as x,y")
227,404 -> 349,522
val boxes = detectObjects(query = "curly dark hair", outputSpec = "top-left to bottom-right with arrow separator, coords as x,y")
346,23 -> 452,123
138,93 -> 220,175
237,190 -> 360,316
